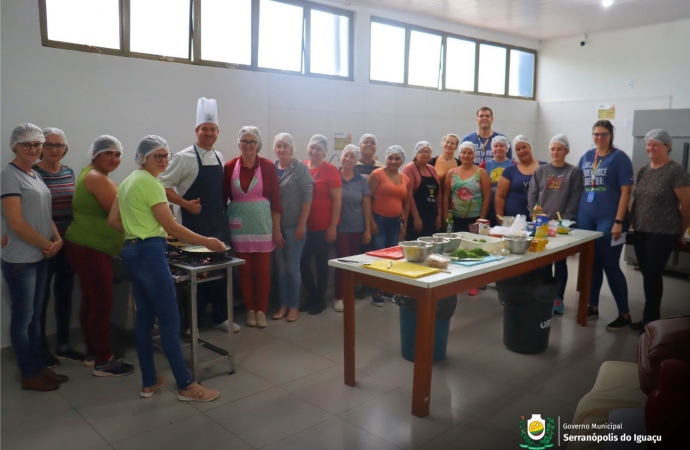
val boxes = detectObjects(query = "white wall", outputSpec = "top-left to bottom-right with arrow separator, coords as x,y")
0,1 -> 538,347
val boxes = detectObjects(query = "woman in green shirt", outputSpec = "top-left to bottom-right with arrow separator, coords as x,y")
109,135 -> 223,402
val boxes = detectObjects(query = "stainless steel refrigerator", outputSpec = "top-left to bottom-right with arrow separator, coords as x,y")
624,109 -> 690,274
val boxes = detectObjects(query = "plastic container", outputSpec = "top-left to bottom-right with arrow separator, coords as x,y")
457,232 -> 504,253
393,295 -> 457,363
548,221 -> 559,237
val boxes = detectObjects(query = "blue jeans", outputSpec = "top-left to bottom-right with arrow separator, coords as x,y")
371,213 -> 401,250
2,259 -> 48,378
576,213 -> 629,314
40,248 -> 75,349
274,225 -> 307,308
120,238 -> 193,390
553,259 -> 567,300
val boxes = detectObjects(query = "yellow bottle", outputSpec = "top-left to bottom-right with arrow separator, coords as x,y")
531,202 -> 542,222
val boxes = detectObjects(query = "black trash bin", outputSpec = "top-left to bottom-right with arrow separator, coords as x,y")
393,295 -> 457,362
496,271 -> 559,354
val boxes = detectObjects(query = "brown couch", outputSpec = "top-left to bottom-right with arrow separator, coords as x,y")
638,315 -> 690,395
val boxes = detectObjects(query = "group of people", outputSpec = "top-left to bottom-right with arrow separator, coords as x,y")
2,102 -> 688,399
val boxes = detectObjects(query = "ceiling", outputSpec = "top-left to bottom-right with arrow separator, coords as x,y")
353,0 -> 690,41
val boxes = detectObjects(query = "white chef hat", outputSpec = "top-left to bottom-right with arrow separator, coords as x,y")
135,135 -> 169,165
342,144 -> 359,159
273,132 -> 295,151
358,134 -> 377,147
644,129 -> 673,148
550,134 -> 570,150
88,135 -> 123,160
385,145 -> 405,163
513,135 -> 531,147
237,126 -> 263,152
458,141 -> 476,153
9,123 -> 44,151
413,141 -> 432,158
196,97 -> 218,128
491,135 -> 510,148
308,134 -> 328,153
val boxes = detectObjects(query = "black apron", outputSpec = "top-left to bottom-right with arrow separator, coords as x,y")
181,145 -> 228,242
406,163 -> 440,240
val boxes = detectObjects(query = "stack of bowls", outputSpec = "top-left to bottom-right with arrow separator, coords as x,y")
417,237 -> 450,255
432,233 -> 463,253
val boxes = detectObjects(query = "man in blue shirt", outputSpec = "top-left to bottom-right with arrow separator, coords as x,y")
461,107 -> 512,165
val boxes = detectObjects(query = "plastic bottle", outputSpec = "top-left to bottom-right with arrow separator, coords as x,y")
446,210 -> 454,233
531,202 -> 542,222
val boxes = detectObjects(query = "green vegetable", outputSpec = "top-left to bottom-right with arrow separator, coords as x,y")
472,239 -> 478,242
478,239 -> 487,243
468,248 -> 489,257
450,249 -> 469,258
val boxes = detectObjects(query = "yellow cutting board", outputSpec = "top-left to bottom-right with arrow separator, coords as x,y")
363,260 -> 440,278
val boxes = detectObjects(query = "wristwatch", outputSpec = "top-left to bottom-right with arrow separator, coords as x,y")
614,219 -> 623,225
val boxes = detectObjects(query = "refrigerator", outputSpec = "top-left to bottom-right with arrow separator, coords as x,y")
624,109 -> 690,274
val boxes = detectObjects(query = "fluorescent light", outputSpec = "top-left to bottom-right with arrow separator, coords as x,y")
602,0 -> 613,7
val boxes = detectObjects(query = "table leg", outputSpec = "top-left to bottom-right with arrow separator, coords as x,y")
411,290 -> 436,418
343,271 -> 356,387
576,241 -> 595,326
226,267 -> 235,374
190,276 -> 199,381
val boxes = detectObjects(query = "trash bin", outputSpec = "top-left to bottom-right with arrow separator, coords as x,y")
496,271 -> 559,354
393,295 -> 457,362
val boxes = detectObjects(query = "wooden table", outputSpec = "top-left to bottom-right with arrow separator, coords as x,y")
329,230 -> 603,418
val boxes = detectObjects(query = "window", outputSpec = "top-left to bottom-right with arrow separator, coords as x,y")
200,0 -> 252,65
445,37 -> 475,91
370,22 -> 405,84
478,44 -> 507,95
509,49 -> 535,98
40,1 -> 353,80
44,0 -> 120,49
408,30 -> 442,88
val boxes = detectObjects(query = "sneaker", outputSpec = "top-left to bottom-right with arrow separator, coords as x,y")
606,316 -> 632,331
93,356 -> 135,377
468,288 -> 479,296
631,320 -> 645,332
84,352 -> 124,367
553,299 -> 564,315
41,368 -> 69,384
55,348 -> 86,362
587,306 -> 599,320
44,350 -> 60,368
256,311 -> 268,328
21,375 -> 59,392
372,295 -> 385,307
333,300 -> 344,312
177,382 -> 220,402
212,320 -> 241,333
140,376 -> 167,398
246,310 -> 257,327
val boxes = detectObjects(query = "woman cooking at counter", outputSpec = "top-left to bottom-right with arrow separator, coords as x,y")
109,135 -> 222,401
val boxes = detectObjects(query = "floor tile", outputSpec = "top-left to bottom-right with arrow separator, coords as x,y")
238,341 -> 337,385
356,314 -> 404,345
554,331 -> 640,377
205,387 -> 333,449
262,417 -> 402,450
290,328 -> 391,364
281,365 -> 397,415
110,413 -> 251,450
199,326 -> 284,366
0,382 -> 73,429
339,389 -> 467,450
417,416 -> 520,450
521,364 -> 598,406
0,408 -> 107,450
55,366 -> 144,407
354,346 -> 415,387
76,388 -> 199,443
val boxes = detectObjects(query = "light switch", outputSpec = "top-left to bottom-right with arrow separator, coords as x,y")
624,119 -> 630,127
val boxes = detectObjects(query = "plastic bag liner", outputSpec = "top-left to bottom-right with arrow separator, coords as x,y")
496,270 -> 558,307
392,295 -> 457,319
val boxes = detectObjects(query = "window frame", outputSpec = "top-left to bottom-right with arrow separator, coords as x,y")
38,0 -> 354,81
370,16 -> 537,100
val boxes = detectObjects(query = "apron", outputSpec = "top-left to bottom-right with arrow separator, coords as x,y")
181,145 -> 228,241
406,163 -> 440,240
226,160 -> 274,253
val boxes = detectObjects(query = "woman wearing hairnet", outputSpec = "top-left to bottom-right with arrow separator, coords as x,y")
495,135 -> 543,218
64,135 -> 134,376
354,134 -> 384,177
629,129 -> 690,332
402,141 -> 443,240
1,124 -> 69,391
108,136 -> 223,401
223,127 -> 282,329
299,134 -> 342,315
368,145 -> 411,306
479,135 -> 514,227
272,133 -> 313,322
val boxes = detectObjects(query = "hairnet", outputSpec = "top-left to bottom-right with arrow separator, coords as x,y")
237,126 -> 263,152
342,144 -> 359,159
135,135 -> 169,165
385,145 -> 405,164
273,133 -> 295,151
491,135 -> 510,148
42,127 -> 69,155
549,134 -> 570,150
358,134 -> 377,147
513,135 -> 531,147
644,129 -> 673,148
88,135 -> 123,160
308,134 -> 328,153
458,141 -> 476,153
9,123 -> 44,151
413,141 -> 432,158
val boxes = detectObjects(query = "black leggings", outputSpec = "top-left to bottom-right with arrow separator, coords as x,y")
633,231 -> 680,324
300,230 -> 331,309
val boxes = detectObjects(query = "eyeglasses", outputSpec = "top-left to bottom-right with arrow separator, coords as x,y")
592,133 -> 610,138
152,153 -> 171,162
240,139 -> 258,147
19,142 -> 43,150
416,150 -> 432,155
43,143 -> 66,150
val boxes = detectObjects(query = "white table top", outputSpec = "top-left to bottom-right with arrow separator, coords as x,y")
328,229 -> 604,288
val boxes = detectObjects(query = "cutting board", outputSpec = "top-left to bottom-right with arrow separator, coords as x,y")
365,246 -> 404,260
363,260 -> 440,278
451,255 -> 503,266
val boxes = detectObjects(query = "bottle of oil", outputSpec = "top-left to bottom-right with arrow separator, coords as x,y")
531,202 -> 542,222
446,210 -> 454,233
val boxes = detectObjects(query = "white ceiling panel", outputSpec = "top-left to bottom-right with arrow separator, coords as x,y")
354,0 -> 690,40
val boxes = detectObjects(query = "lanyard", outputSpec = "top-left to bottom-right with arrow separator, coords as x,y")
590,149 -> 601,190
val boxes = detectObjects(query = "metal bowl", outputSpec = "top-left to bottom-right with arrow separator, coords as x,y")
432,233 -> 463,253
400,241 -> 432,262
502,236 -> 532,254
417,237 -> 450,255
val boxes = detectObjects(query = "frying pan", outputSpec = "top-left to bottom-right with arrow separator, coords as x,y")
179,244 -> 231,258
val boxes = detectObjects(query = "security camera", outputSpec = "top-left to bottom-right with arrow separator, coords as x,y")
580,34 -> 588,47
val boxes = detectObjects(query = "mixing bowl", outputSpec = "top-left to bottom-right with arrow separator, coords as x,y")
400,241 -> 433,262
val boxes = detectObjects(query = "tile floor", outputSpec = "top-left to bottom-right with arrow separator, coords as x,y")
2,257 -> 688,450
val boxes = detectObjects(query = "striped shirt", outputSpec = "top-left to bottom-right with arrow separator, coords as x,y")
32,164 -> 75,236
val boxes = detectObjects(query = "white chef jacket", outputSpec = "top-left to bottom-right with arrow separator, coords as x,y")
159,145 -> 225,197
